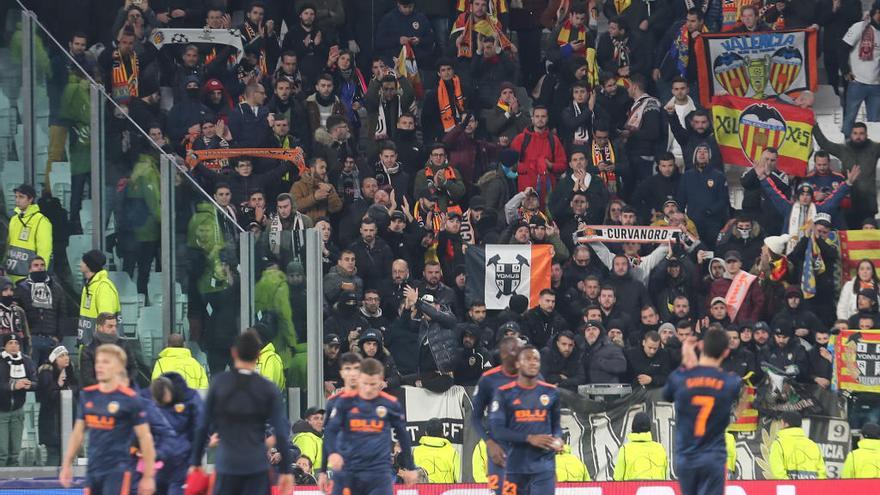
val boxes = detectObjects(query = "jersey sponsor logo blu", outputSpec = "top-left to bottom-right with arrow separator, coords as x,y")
85,414 -> 116,430
514,410 -> 548,422
350,418 -> 385,433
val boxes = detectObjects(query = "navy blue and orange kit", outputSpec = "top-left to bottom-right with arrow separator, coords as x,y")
664,365 -> 742,495
77,384 -> 146,495
471,366 -> 519,495
489,381 -> 561,495
324,391 -> 416,495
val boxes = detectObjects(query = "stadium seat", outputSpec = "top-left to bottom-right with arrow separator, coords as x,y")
1,160 -> 24,213
813,85 -> 840,117
136,305 -> 163,363
79,198 -> 93,235
107,270 -> 139,337
66,234 -> 91,291
48,161 -> 72,210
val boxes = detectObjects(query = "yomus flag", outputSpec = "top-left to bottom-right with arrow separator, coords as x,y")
465,245 -> 552,310
712,95 -> 815,177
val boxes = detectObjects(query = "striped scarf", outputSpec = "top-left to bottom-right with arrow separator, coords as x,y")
591,141 -> 618,194
111,51 -> 138,104
438,76 -> 465,132
243,22 -> 269,75
453,13 -> 512,59
557,20 -> 587,56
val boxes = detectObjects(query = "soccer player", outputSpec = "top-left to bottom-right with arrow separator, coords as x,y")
324,358 -> 420,495
59,344 -> 156,495
318,352 -> 362,494
471,336 -> 521,494
189,329 -> 294,495
489,346 -> 562,495
664,328 -> 742,495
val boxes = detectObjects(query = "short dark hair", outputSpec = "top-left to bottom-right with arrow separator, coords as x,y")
854,122 -> 868,131
691,109 -> 710,121
657,152 -> 676,164
701,327 -> 730,359
671,76 -> 688,86
436,57 -> 455,71
599,285 -> 615,295
572,80 -> 589,92
676,319 -> 694,330
361,357 -> 385,376
644,331 -> 661,343
686,7 -> 704,19
781,411 -> 802,427
214,182 -> 232,194
150,376 -> 174,404
517,344 -> 539,359
235,328 -> 263,362
97,313 -> 117,328
629,73 -> 647,91
764,146 -> 779,155
539,288 -> 555,297
379,141 -> 397,154
317,73 -> 334,85
610,17 -> 628,32
71,32 -> 88,43
813,150 -> 830,161
339,352 -> 363,367
532,104 -> 549,114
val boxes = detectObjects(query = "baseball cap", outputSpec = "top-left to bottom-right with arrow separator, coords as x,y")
585,320 -> 605,332
753,321 -> 770,333
470,196 -> 486,211
324,333 -> 341,346
390,210 -> 407,222
813,212 -> 832,226
498,321 -> 521,333
529,216 -> 546,228
710,297 -> 727,306
797,183 -> 815,194
304,406 -> 325,418
724,250 -> 742,262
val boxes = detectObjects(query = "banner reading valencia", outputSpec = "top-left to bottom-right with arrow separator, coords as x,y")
711,95 -> 815,177
694,28 -> 818,105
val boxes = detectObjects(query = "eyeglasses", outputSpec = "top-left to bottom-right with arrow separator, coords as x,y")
431,152 -> 446,157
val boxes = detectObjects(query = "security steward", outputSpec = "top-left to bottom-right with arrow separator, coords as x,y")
5,184 -> 52,283
769,411 -> 826,479
613,412 -> 668,480
842,422 -> 880,478
78,250 -> 121,345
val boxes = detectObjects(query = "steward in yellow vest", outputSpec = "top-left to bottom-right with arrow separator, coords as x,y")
613,412 -> 668,480
6,185 -> 52,283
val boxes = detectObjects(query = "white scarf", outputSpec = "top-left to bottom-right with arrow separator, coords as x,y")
725,270 -> 757,321
376,95 -> 404,139
786,202 -> 816,253
627,94 -> 660,130
1,351 -> 25,380
268,213 -> 305,256
573,101 -> 589,143
30,280 -> 53,310
150,28 -> 245,62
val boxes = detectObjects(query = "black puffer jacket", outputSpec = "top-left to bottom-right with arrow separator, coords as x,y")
416,300 -> 460,375
357,329 -> 402,389
581,335 -> 627,384
540,333 -> 584,390
15,274 -> 74,339
521,308 -> 569,350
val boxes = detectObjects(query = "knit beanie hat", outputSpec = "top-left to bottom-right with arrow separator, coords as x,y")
82,249 -> 107,273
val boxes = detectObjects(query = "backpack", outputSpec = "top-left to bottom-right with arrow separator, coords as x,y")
519,128 -> 557,161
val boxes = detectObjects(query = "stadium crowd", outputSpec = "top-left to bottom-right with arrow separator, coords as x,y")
2,0 -> 880,482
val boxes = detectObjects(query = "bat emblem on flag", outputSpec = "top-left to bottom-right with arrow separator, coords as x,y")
738,103 -> 787,166
487,254 -> 530,298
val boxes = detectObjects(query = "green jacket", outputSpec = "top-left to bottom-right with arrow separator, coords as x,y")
6,204 -> 53,281
413,161 -> 466,210
292,425 -> 323,471
128,153 -> 161,242
151,347 -> 209,390
78,269 -> 121,343
187,202 -> 232,295
557,444 -> 591,481
59,73 -> 92,175
769,427 -> 826,480
613,432 -> 668,481
413,435 -> 460,483
842,437 -> 880,478
257,342 -> 285,391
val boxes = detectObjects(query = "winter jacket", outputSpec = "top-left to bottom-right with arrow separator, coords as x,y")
356,330 -> 402,389
257,342 -> 286,390
6,204 -> 53,281
521,308 -> 569,349
0,351 -> 36,412
442,125 -> 502,185
193,160 -> 296,208
292,419 -> 324,471
227,102 -> 272,148
540,335 -> 584,390
365,76 -> 415,143
322,266 -> 364,306
167,95 -> 212,142
842,437 -> 880,478
837,280 -> 880,320
413,161 -> 467,210
347,238 -> 394,291
632,170 -> 681,223
304,94 -> 347,134
677,165 -> 729,227
413,435 -> 461,483
581,336 -> 627,384
769,427 -> 826,479
150,371 -> 203,453
716,222 -> 765,271
291,171 -> 344,223
556,444 -> 592,481
375,9 -> 435,63
771,305 -> 824,339
708,276 -> 765,324
613,432 -> 668,480
416,300 -> 460,375
759,340 -> 810,383
722,346 -> 762,383
386,311 -> 422,375
740,168 -> 790,236
15,273 -> 73,340
151,347 -> 209,390
625,347 -> 671,388
473,56 -> 520,111
79,334 -> 148,388
549,172 -> 610,226
509,127 -> 567,203
476,168 -> 513,217
667,111 -> 723,171
760,178 -> 851,236
36,362 -> 78,448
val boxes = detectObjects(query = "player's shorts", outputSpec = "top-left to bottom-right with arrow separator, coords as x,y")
487,460 -> 505,495
677,461 -> 726,495
212,471 -> 272,495
84,470 -> 134,495
502,470 -> 555,495
330,470 -> 350,495
342,471 -> 394,495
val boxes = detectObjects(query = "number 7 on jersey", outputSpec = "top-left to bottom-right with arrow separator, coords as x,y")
691,395 -> 715,437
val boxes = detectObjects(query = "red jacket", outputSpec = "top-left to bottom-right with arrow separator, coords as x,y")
708,276 -> 765,324
510,127 -> 567,204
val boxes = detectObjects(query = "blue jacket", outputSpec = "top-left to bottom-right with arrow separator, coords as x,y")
760,178 -> 850,228
374,9 -> 435,63
154,372 -> 204,449
228,102 -> 272,149
677,166 -> 729,224
135,392 -> 189,463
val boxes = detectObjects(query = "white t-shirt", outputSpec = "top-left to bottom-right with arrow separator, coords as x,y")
666,97 -> 696,158
844,21 -> 880,85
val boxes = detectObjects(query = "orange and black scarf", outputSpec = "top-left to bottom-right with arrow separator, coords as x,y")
557,20 -> 587,56
438,76 -> 465,132
242,22 -> 269,75
591,141 -> 619,195
452,13 -> 512,58
111,51 -> 138,104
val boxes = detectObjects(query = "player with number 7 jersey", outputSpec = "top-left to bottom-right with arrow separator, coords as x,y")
663,328 -> 742,495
